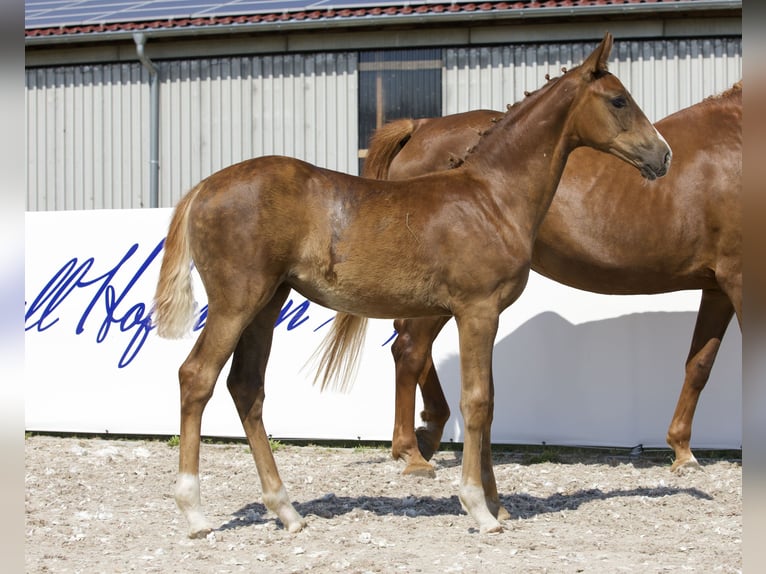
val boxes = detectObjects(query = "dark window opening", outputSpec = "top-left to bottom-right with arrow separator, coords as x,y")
358,48 -> 442,174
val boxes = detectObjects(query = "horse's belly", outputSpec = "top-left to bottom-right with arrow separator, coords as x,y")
288,272 -> 447,319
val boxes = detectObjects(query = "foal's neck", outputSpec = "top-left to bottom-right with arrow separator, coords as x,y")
462,75 -> 580,227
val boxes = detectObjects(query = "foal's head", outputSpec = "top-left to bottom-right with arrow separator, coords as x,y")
565,33 -> 672,180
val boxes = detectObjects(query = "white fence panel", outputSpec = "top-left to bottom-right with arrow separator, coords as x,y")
25,209 -> 741,449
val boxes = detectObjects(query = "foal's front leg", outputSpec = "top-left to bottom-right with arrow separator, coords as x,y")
455,311 -> 504,534
479,377 -> 510,521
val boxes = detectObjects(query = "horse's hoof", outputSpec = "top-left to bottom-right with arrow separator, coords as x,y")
286,519 -> 307,533
479,520 -> 504,534
671,457 -> 702,474
496,506 -> 511,521
415,427 -> 439,461
188,526 -> 213,539
402,461 -> 436,478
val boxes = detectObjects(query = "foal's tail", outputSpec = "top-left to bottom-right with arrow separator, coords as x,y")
361,118 -> 418,179
152,184 -> 204,339
311,313 -> 369,393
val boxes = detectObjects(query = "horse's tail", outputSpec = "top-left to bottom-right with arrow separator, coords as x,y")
309,313 -> 369,393
361,118 -> 418,179
152,184 -> 204,339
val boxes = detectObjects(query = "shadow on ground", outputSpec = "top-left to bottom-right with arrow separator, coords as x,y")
218,483 -> 712,532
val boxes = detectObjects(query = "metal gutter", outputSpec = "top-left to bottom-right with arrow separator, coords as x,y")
133,32 -> 159,208
25,1 -> 742,46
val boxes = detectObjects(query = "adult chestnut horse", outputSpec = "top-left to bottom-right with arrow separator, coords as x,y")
354,80 -> 741,477
153,34 -> 670,536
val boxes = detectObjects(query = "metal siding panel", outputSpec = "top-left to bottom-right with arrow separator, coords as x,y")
323,54 -> 338,169
26,70 -> 39,210
443,38 -> 741,123
87,66 -> 101,209
102,66 -> 117,209
292,54 -> 306,162
253,57 -> 265,159
191,59 -> 205,187
72,67 -> 83,210
62,67 -> 74,209
119,65 -> 131,207
26,39 -> 738,212
341,51 -> 356,174
155,52 -> 358,207
24,61 -> 147,211
53,68 -> 67,210
82,67 -> 94,209
311,54 -> 327,168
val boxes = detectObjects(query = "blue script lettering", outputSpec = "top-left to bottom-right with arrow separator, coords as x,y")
275,298 -> 311,330
25,239 -> 167,368
194,305 -> 207,331
26,238 -> 398,369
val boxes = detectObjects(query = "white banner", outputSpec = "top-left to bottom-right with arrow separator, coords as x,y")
25,209 -> 742,449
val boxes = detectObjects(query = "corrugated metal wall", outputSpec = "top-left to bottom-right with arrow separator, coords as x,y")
444,37 -> 742,121
159,52 -> 358,207
26,62 -> 151,210
26,52 -> 358,210
26,37 -> 741,212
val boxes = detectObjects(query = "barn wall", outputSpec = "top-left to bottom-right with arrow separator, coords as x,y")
158,52 -> 358,207
26,62 -> 151,210
444,37 -> 743,121
26,52 -> 359,210
26,36 -> 741,211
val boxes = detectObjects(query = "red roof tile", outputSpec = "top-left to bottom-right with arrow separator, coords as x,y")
25,0 -> 737,40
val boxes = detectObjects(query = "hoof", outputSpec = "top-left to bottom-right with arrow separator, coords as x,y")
487,499 -> 510,521
286,519 -> 307,534
671,457 -> 702,474
188,526 -> 213,539
186,513 -> 215,539
479,521 -> 504,534
415,428 -> 439,461
402,461 -> 436,478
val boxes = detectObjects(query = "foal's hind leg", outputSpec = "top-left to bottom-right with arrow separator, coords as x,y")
391,316 -> 450,477
667,288 -> 735,472
175,311 -> 254,538
226,285 -> 305,533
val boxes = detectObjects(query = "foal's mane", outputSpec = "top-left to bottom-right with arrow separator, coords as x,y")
456,71 -> 567,166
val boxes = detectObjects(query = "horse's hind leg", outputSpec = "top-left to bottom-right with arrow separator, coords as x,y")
391,316 -> 450,476
226,285 -> 305,533
667,288 -> 735,472
415,348 -> 452,461
175,310 -> 254,538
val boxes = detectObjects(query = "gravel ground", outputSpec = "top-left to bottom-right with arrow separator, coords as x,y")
25,435 -> 741,573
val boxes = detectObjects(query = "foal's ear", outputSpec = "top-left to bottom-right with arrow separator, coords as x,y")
581,32 -> 613,78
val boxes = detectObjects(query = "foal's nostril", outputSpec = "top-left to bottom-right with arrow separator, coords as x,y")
664,151 -> 672,166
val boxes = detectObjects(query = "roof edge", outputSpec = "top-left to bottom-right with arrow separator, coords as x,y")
25,1 -> 743,46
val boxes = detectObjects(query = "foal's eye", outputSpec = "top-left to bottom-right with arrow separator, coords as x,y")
611,96 -> 627,109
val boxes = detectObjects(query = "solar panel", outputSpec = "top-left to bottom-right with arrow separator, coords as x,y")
25,0 -> 469,29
